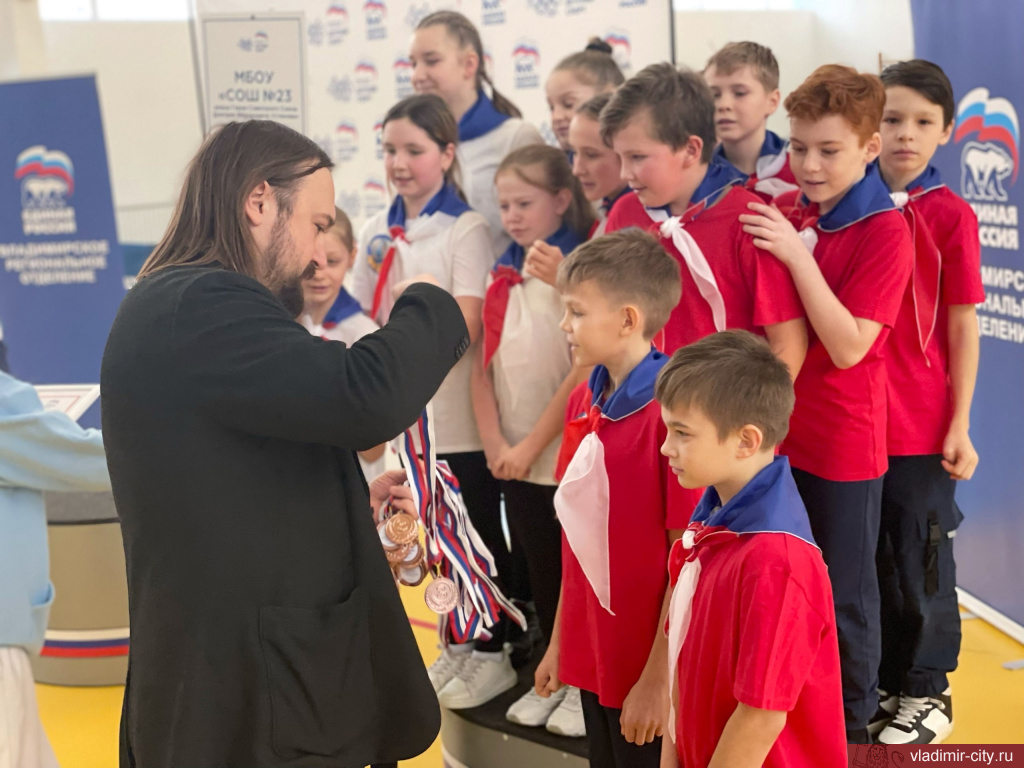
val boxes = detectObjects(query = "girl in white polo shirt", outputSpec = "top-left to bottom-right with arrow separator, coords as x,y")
351,94 -> 522,701
411,10 -> 543,259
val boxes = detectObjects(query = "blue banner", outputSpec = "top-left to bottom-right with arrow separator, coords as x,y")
0,76 -> 124,427
911,1 -> 1024,626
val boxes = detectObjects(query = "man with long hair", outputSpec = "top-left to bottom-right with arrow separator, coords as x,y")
101,120 -> 469,768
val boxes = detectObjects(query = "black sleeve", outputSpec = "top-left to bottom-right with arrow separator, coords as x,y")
173,271 -> 468,449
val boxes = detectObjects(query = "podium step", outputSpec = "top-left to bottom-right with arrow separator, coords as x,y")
441,662 -> 589,768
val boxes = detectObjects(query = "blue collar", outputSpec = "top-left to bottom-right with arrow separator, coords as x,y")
878,161 -> 944,196
322,286 -> 363,326
645,156 -> 745,218
812,163 -> 895,232
603,185 -> 630,211
714,129 -> 787,167
495,222 -> 583,272
588,348 -> 666,421
459,91 -> 510,142
692,456 -> 817,544
386,182 -> 470,229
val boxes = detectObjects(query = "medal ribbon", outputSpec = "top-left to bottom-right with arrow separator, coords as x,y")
395,407 -> 525,643
370,224 -> 406,324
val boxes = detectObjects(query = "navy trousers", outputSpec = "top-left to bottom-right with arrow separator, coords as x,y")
877,454 -> 962,697
792,468 -> 883,732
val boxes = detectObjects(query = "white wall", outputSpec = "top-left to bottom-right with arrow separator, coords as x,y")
5,0 -> 914,243
675,0 -> 914,136
40,21 -> 203,242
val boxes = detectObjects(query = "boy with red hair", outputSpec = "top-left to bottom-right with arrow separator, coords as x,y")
739,64 -> 914,743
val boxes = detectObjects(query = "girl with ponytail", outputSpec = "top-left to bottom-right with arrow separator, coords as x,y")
411,10 -> 544,258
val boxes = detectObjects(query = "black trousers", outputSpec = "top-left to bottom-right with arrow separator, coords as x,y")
439,451 -> 518,651
792,468 -> 883,732
501,480 -> 562,643
877,454 -> 962,697
580,689 -> 661,768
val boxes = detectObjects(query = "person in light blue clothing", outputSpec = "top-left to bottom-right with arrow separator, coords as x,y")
0,370 -> 110,768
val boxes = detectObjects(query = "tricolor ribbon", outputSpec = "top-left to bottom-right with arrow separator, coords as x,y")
394,406 -> 525,643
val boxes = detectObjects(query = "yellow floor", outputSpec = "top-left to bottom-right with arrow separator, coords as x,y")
36,593 -> 1024,768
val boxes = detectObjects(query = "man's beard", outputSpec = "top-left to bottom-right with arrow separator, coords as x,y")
263,214 -> 316,317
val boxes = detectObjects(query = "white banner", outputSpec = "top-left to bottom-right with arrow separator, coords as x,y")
201,14 -> 308,133
193,0 -> 673,233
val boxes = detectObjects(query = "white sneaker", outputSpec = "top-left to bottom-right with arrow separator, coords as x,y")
438,650 -> 517,709
545,685 -> 586,737
878,688 -> 954,745
506,686 -> 567,726
427,644 -> 472,694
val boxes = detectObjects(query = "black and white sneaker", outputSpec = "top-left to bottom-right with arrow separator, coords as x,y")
878,688 -> 953,744
867,689 -> 899,737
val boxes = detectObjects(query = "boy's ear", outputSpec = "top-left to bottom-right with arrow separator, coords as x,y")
863,131 -> 883,164
620,303 -> 643,336
938,120 -> 954,146
766,88 -> 781,117
554,187 -> 573,216
673,135 -> 704,169
735,423 -> 765,458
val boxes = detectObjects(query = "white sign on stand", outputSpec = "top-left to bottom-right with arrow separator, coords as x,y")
35,384 -> 101,422
201,14 -> 307,134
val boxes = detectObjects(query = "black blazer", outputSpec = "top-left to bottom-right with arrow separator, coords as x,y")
101,266 -> 468,768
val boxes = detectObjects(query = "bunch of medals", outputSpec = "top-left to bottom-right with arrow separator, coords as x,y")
378,506 -> 428,588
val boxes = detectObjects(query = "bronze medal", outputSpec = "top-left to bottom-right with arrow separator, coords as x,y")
398,562 -> 428,587
424,576 -> 459,614
385,542 -> 412,564
385,512 -> 419,545
377,521 -> 400,551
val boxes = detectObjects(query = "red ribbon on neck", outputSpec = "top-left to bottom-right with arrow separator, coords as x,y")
370,225 -> 406,323
481,264 -> 524,368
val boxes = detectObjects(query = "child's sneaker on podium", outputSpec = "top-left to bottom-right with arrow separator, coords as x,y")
506,686 -> 566,726
438,649 -> 517,709
544,685 -> 586,738
878,688 -> 953,745
427,643 -> 472,694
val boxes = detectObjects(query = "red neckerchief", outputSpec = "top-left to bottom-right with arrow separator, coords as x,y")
555,403 -> 603,482
481,263 -> 523,369
898,187 -> 943,359
370,224 -> 406,322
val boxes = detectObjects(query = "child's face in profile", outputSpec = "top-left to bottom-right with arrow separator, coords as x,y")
705,64 -> 780,147
569,114 -> 624,203
546,69 -> 599,150
789,114 -> 882,215
559,278 -> 631,369
660,403 -> 738,491
302,232 -> 350,312
612,110 -> 695,211
879,85 -> 952,185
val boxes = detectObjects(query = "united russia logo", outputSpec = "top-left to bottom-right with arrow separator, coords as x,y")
363,178 -> 388,217
512,41 -> 541,89
603,30 -> 631,74
364,0 -> 387,40
482,0 -> 506,26
334,121 -> 359,163
326,2 -> 350,44
393,57 -> 414,98
16,145 -> 77,235
355,59 -> 379,101
374,118 -> 384,160
954,87 -> 1020,251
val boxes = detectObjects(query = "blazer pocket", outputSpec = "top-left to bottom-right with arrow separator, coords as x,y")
259,587 -> 376,758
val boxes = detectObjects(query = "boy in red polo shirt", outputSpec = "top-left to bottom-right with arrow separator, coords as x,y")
739,64 -> 914,743
868,59 -> 986,745
533,229 -> 700,768
704,41 -> 799,199
657,330 -> 846,768
600,63 -> 808,374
